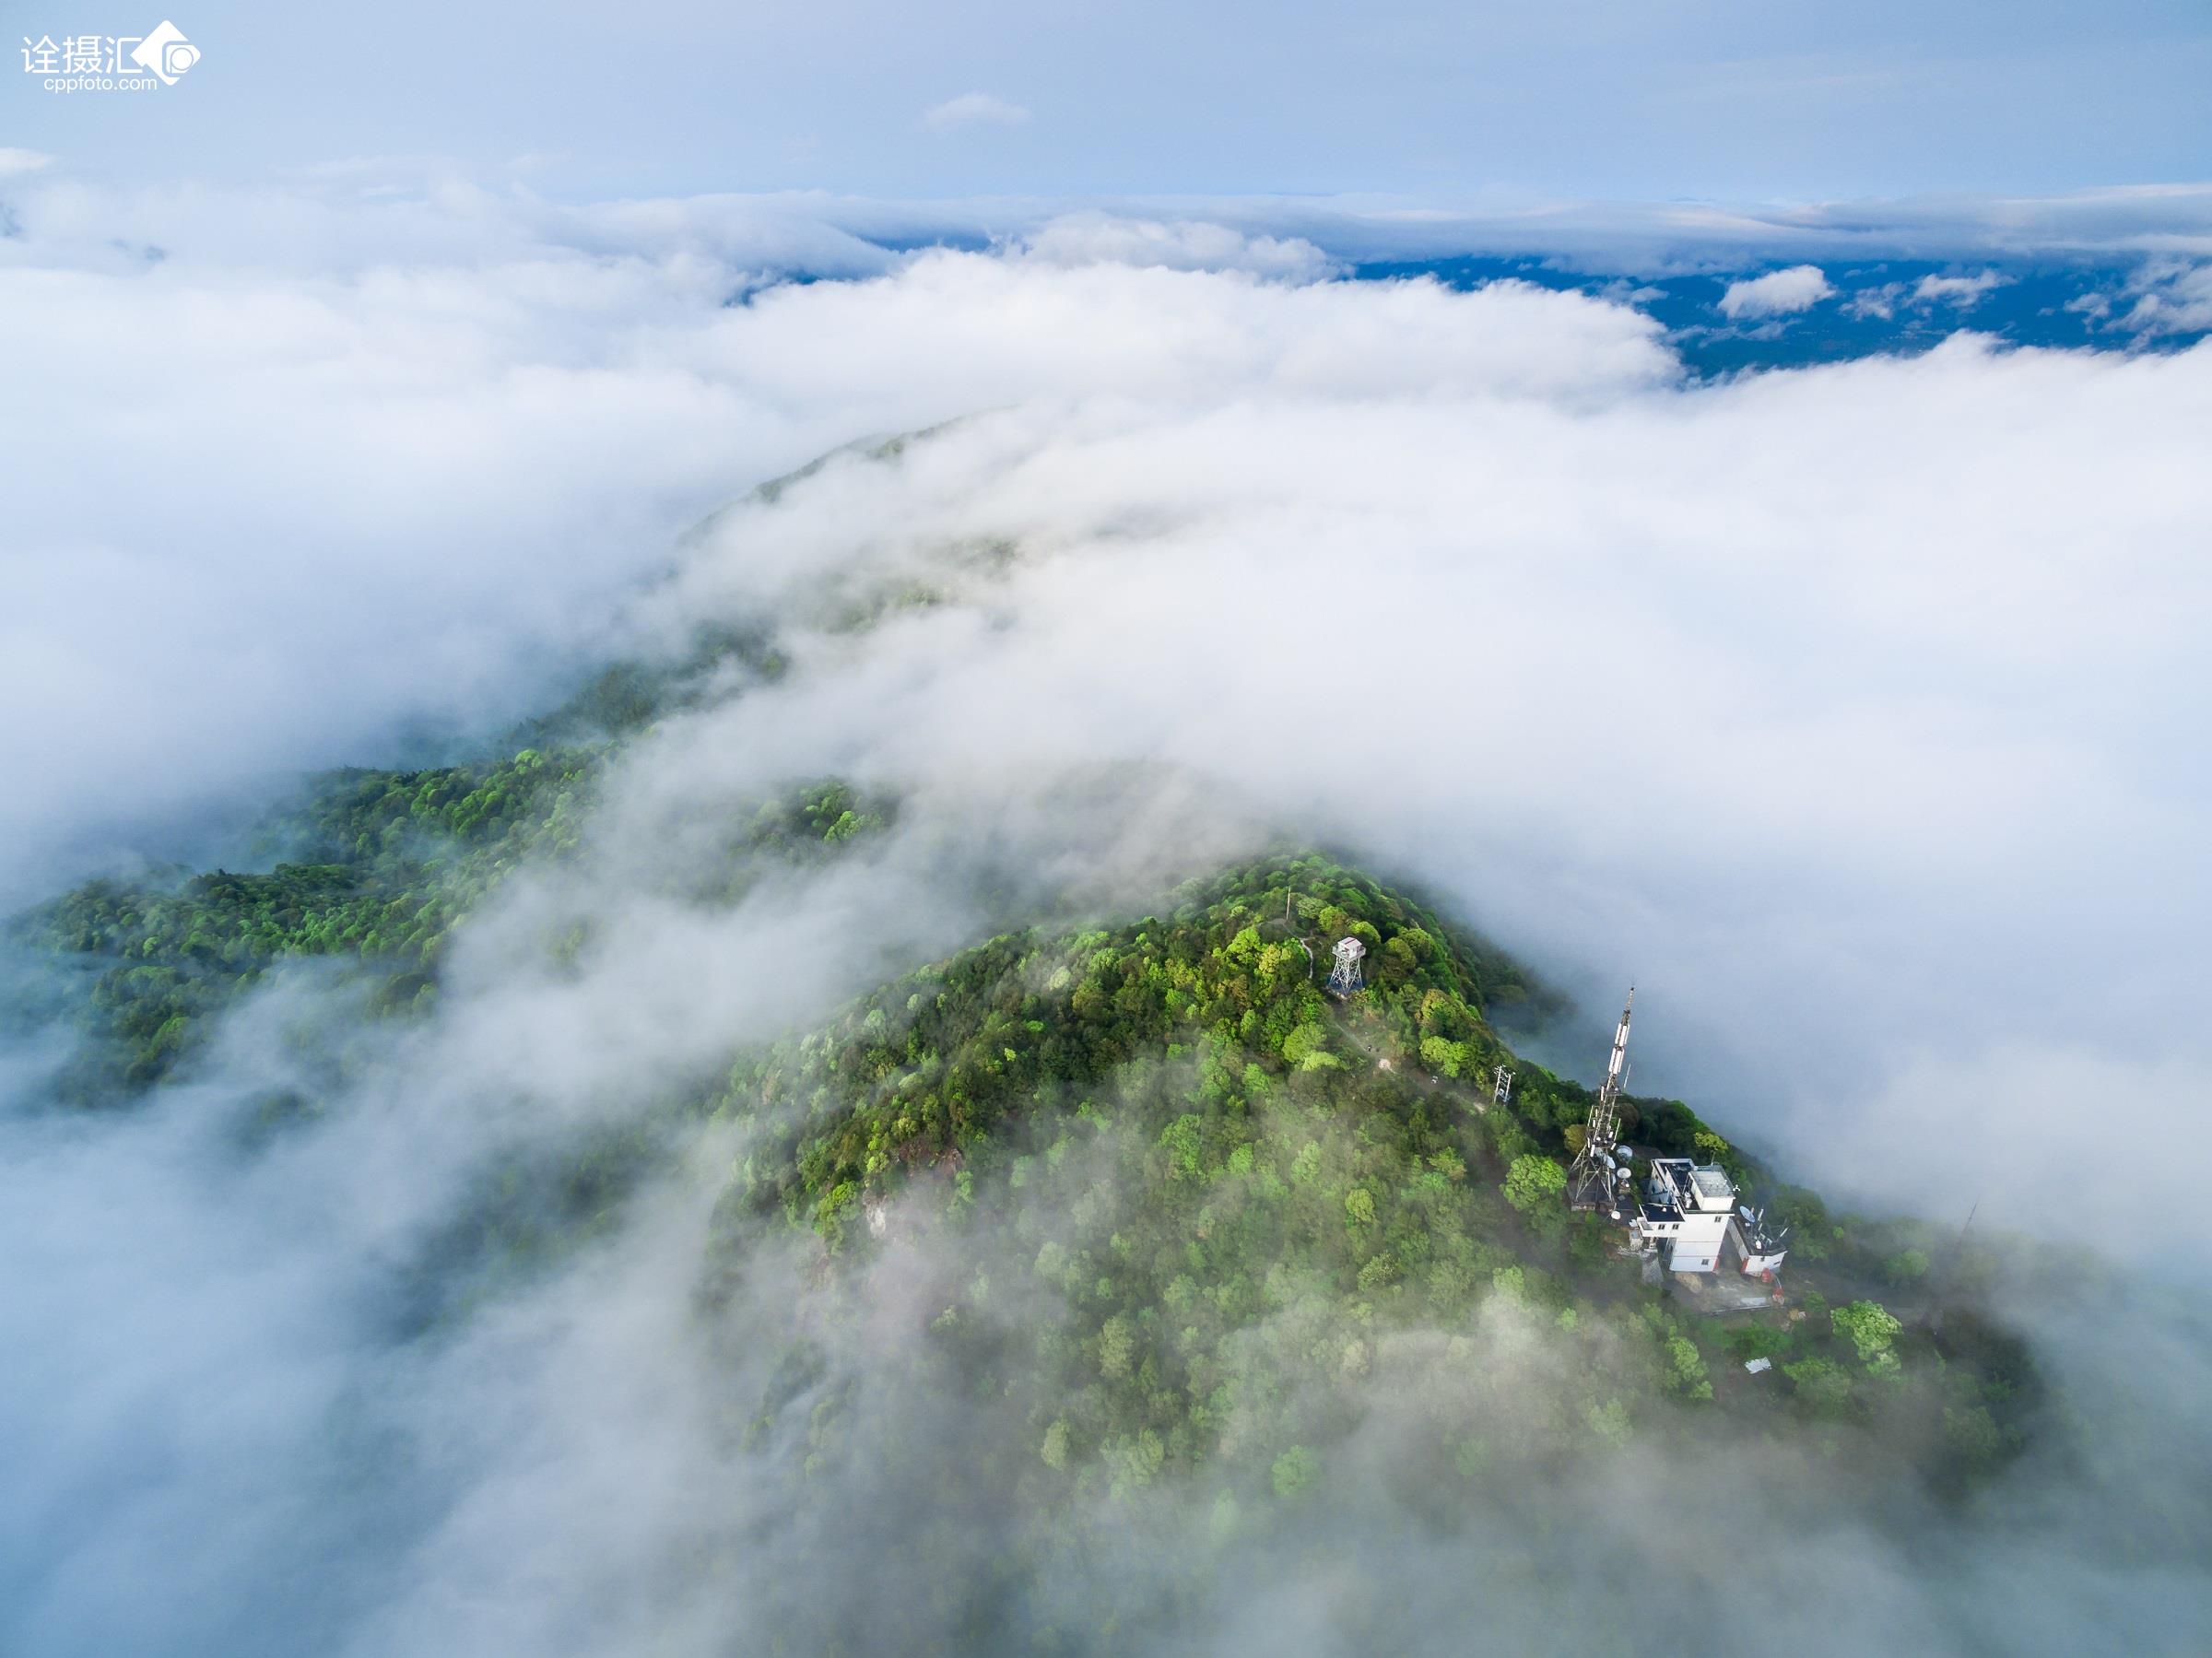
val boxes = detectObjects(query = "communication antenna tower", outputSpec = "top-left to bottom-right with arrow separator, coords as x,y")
1567,988 -> 1633,1210
1324,937 -> 1366,997
1492,1065 -> 1515,1108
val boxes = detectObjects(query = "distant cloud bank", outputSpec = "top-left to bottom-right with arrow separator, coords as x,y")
1716,264 -> 1835,319
1012,214 -> 1338,280
1914,268 -> 2008,305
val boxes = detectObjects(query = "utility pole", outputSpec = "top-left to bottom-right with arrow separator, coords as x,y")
1930,1195 -> 1980,1338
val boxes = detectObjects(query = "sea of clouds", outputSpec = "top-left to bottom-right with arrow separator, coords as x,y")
4,174 -> 2210,1653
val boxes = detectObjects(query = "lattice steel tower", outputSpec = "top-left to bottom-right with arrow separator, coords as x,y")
1324,936 -> 1366,996
1567,988 -> 1633,1210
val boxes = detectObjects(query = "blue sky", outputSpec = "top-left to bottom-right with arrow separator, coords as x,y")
10,0 -> 2210,200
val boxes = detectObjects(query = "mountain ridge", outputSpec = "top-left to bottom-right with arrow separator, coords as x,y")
699,850 -> 2041,1525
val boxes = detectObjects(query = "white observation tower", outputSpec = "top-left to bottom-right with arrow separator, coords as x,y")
1324,936 -> 1366,996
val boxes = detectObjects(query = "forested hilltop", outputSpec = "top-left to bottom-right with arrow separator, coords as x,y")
3,560 -> 2053,1642
9,742 -> 2041,1499
3,622 -> 831,1101
8,728 -> 2041,1454
703,853 -> 2039,1547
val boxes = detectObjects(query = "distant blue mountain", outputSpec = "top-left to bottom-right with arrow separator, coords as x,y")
1354,254 -> 2204,375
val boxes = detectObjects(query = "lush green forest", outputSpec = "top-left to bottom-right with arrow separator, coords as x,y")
3,620 -> 2045,1635
704,852 -> 2038,1555
10,750 -> 884,1101
5,620 -> 813,1101
8,740 -> 2039,1493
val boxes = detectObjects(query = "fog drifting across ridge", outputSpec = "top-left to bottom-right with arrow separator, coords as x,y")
638,323 -> 2212,1265
4,189 -> 2212,1653
4,172 -> 2208,911
0,178 -> 1653,909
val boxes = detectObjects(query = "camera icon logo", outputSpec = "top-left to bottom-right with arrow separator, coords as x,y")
129,19 -> 197,84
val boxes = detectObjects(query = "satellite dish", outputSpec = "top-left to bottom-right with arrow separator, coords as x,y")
1739,1205 -> 1757,1223
1614,1146 -> 1633,1164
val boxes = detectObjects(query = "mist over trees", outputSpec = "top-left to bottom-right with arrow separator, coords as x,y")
0,551 -> 2164,1654
2,214 -> 2209,1654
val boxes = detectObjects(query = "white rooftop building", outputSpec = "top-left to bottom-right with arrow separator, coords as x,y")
1630,1156 -> 1791,1278
1630,1158 -> 1737,1274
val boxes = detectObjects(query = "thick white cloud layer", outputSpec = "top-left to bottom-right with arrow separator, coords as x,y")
640,322 -> 2212,1258
5,180 -> 2212,1655
0,184 -> 1662,901
6,180 -> 2209,1246
1010,213 -> 1340,280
